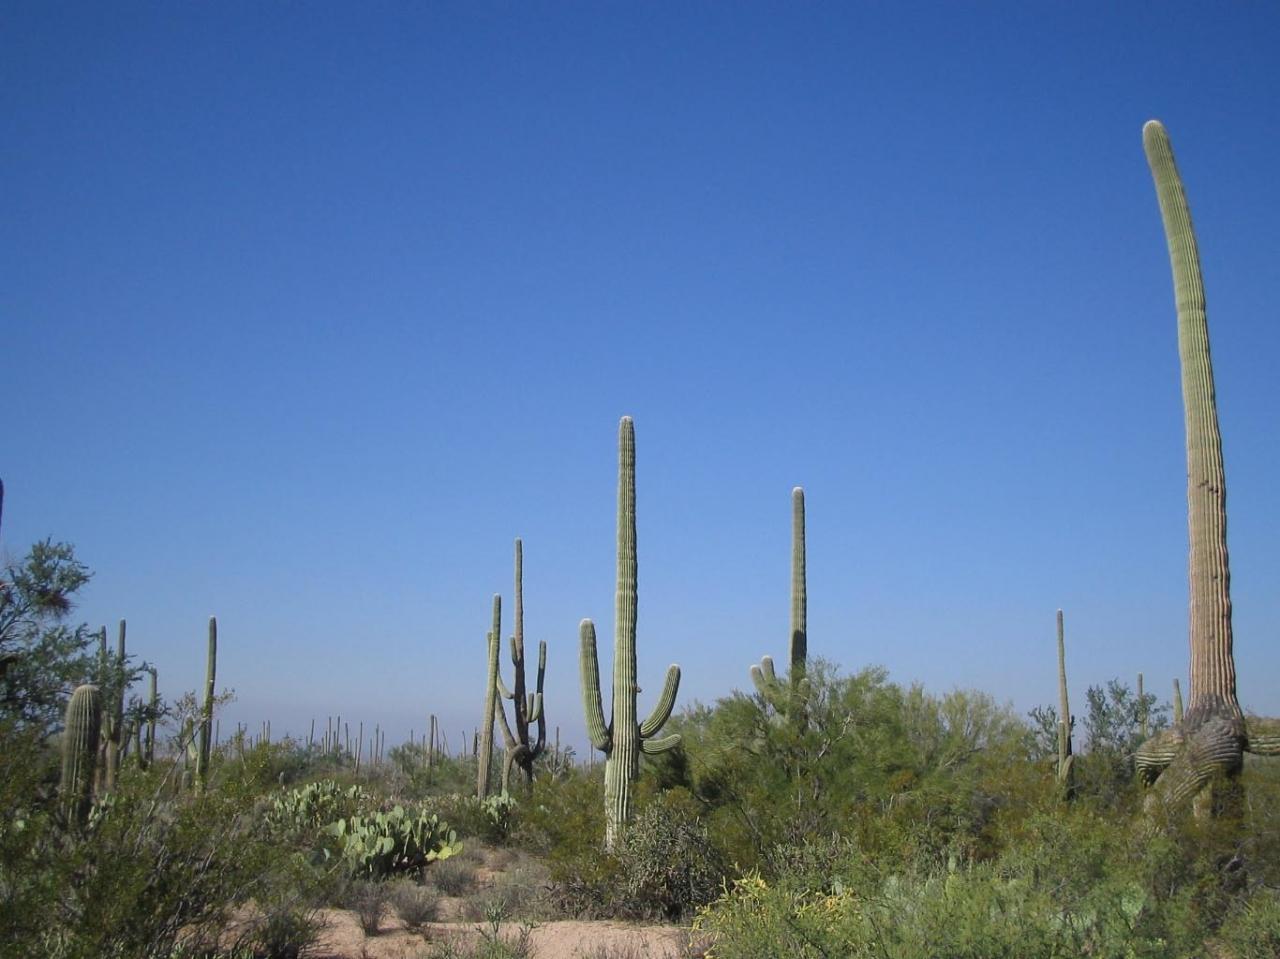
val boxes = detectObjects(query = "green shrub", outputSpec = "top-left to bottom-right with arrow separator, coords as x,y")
615,789 -> 726,921
2,760 -> 321,959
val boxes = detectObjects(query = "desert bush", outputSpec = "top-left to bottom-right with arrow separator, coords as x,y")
1,759 -> 321,959
389,878 -> 439,928
429,855 -> 478,896
224,898 -> 326,959
615,789 -> 725,921
697,783 -> 1280,959
329,876 -> 389,935
424,792 -> 520,845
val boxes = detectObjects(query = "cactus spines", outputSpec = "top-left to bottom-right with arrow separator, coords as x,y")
579,417 -> 682,850
196,616 -> 217,793
1056,609 -> 1074,796
60,684 -> 102,826
477,594 -> 501,800
1135,120 -> 1259,807
495,538 -> 548,792
751,487 -> 810,720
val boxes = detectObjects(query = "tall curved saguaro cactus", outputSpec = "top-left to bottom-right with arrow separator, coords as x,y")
60,684 -> 102,826
477,594 -> 501,800
195,617 -> 217,793
1134,120 -> 1280,808
1056,609 -> 1075,796
580,416 -> 681,850
495,538 -> 547,791
751,487 -> 809,721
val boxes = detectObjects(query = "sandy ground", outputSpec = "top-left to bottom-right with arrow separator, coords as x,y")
302,907 -> 705,958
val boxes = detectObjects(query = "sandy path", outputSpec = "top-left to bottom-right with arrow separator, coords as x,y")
305,908 -> 704,958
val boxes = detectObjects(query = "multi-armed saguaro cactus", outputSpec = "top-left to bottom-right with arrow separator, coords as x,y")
495,538 -> 547,792
60,684 -> 102,827
751,487 -> 809,721
1055,609 -> 1075,796
580,416 -> 682,850
195,616 -> 217,793
477,595 -> 501,800
1134,121 -> 1280,807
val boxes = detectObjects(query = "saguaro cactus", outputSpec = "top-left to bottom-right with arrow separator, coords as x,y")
477,595 -> 501,800
495,539 -> 547,791
1134,121 -> 1279,806
196,617 -> 217,793
60,684 -> 102,826
104,620 -> 127,791
1056,609 -> 1074,796
751,487 -> 809,720
145,667 -> 158,767
580,416 -> 682,850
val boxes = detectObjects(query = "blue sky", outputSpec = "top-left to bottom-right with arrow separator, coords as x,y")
3,3 -> 1278,754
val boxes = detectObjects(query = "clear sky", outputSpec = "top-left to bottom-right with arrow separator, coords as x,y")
4,3 -> 1278,755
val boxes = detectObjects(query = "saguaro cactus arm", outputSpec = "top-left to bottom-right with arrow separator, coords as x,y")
638,664 -> 681,738
531,639 -> 547,754
579,619 -> 612,752
1245,717 -> 1280,756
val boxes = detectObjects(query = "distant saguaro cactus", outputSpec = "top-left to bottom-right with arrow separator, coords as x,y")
1134,121 -> 1279,808
1056,609 -> 1074,797
477,595 -> 501,800
751,487 -> 810,722
580,417 -> 681,850
195,617 -> 217,793
60,684 -> 102,826
104,620 -> 127,791
145,667 -> 159,767
495,539 -> 547,792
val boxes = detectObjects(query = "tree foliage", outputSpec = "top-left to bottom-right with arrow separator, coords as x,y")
0,541 -> 95,732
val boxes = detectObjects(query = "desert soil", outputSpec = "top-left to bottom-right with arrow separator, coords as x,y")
305,907 -> 701,958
